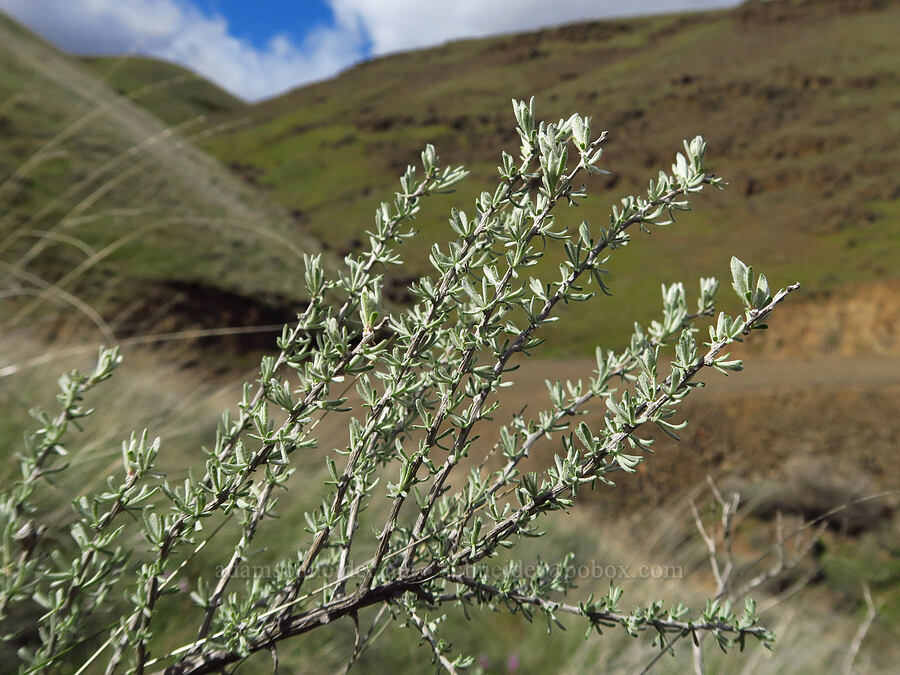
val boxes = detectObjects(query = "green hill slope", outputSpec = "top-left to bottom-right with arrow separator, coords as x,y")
0,14 -> 321,342
80,55 -> 244,126
202,0 -> 899,352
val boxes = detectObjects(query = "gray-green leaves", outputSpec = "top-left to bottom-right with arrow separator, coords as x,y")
731,255 -> 772,310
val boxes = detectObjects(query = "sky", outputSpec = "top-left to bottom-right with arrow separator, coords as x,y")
0,0 -> 741,102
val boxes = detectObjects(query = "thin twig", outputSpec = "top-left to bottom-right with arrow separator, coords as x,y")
407,610 -> 458,675
842,584 -> 877,675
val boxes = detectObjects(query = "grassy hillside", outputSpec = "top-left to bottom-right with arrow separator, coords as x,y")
202,0 -> 900,353
80,55 -> 244,126
0,13 -> 320,344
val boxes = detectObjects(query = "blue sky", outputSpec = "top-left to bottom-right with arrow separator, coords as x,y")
191,1 -> 338,51
0,0 -> 740,101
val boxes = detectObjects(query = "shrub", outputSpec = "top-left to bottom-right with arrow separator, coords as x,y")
1,98 -> 799,673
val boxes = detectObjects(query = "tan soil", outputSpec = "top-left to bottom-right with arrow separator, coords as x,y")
744,279 -> 900,359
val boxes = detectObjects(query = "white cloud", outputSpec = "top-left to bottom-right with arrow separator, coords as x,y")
0,0 -> 366,101
0,0 -> 741,101
330,0 -> 741,56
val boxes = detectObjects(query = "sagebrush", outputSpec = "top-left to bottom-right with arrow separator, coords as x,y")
1,98 -> 801,674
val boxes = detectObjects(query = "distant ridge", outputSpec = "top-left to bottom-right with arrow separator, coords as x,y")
80,55 -> 244,126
